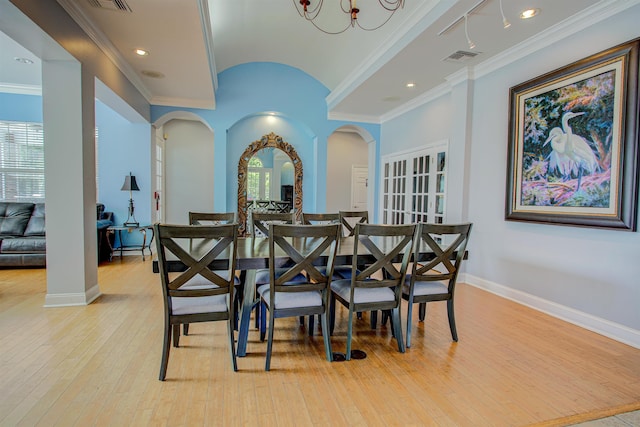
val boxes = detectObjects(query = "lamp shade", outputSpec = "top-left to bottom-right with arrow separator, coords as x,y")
121,173 -> 140,192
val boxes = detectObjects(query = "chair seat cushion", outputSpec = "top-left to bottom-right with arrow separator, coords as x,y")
170,275 -> 231,315
255,268 -> 306,285
331,279 -> 396,304
257,284 -> 322,309
403,280 -> 448,296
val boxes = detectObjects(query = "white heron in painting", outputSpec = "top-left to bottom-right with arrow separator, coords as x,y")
543,111 -> 599,191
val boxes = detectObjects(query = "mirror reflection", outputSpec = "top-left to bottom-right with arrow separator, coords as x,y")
237,133 -> 303,236
246,148 -> 294,211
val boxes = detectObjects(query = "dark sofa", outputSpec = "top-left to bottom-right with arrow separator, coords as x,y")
0,202 -> 114,267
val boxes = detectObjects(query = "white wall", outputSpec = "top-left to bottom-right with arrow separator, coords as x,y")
164,119 -> 214,224
380,5 -> 640,347
326,131 -> 369,212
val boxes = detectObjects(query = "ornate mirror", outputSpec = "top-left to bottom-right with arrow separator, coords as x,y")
238,132 -> 303,235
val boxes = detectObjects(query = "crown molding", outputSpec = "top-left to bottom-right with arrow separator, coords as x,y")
380,0 -> 640,123
327,0 -> 456,111
380,82 -> 450,123
327,111 -> 381,124
150,96 -> 215,110
197,0 -> 218,99
0,83 -> 42,96
473,0 -> 640,80
56,0 -> 152,102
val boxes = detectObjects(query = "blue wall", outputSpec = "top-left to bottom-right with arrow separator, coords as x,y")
95,100 -> 151,247
0,93 -> 151,248
152,62 -> 380,213
0,92 -> 42,122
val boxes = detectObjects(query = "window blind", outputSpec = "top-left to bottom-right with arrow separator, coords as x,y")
0,121 -> 45,202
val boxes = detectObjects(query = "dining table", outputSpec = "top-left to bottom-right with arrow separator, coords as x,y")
153,234 -> 467,357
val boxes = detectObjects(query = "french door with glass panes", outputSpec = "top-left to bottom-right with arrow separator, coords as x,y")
380,142 -> 448,225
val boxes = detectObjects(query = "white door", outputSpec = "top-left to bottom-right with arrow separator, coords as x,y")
351,166 -> 368,210
380,141 -> 448,225
153,129 -> 165,223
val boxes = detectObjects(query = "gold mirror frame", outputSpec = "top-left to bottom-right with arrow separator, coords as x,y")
237,132 -> 303,235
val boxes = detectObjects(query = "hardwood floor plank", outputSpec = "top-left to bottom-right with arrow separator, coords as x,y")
1,257 -> 639,426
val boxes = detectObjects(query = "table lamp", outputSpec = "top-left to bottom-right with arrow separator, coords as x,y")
121,172 -> 140,226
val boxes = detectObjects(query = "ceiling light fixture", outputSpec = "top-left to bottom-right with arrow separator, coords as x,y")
464,14 -> 475,50
499,0 -> 511,28
520,8 -> 539,19
134,49 -> 149,56
406,82 -> 416,88
14,57 -> 34,64
294,0 -> 404,35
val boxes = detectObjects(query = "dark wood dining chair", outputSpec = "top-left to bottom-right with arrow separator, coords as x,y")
338,210 -> 369,237
249,211 -> 305,328
403,222 -> 472,347
189,211 -> 236,225
330,223 -> 415,360
257,223 -> 341,370
301,212 -> 340,225
251,211 -> 295,238
154,223 -> 239,380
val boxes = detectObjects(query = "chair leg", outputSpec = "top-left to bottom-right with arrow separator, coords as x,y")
370,310 -> 377,329
172,324 -> 180,347
447,299 -> 458,342
308,315 -> 315,336
260,301 -> 267,342
391,307 -> 405,353
265,308 -> 276,371
227,318 -> 238,372
329,294 -> 336,335
406,300 -> 414,348
346,308 -> 354,361
418,302 -> 426,321
320,313 -> 332,362
159,319 -> 172,381
183,324 -> 189,336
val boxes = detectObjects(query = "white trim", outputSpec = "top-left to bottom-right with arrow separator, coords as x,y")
0,83 -> 42,96
473,0 -> 640,81
380,83 -> 451,123
44,284 -> 102,307
464,273 -> 640,349
150,96 -> 215,110
327,111 -> 380,124
379,0 -> 640,122
327,0 -> 456,111
56,0 -> 153,102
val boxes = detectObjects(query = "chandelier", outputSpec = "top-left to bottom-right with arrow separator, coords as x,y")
294,0 -> 405,34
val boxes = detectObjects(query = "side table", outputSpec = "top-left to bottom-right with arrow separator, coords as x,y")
107,224 -> 155,261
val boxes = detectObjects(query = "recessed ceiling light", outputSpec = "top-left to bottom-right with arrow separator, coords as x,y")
134,49 -> 149,56
141,70 -> 164,78
520,8 -> 539,19
14,57 -> 34,64
406,82 -> 416,88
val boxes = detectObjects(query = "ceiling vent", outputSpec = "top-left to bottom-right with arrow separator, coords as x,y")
87,0 -> 132,12
443,50 -> 479,63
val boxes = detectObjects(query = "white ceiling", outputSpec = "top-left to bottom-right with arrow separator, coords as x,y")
0,0 -> 627,122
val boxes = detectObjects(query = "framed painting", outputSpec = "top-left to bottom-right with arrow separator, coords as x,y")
505,39 -> 639,231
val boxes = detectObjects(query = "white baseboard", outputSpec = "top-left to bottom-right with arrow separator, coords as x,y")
44,284 -> 102,307
462,273 -> 640,350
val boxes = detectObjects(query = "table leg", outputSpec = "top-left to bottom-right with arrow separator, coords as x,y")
139,228 -> 147,261
237,269 -> 256,357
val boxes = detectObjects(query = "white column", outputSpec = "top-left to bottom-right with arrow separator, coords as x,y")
43,59 -> 100,306
445,68 -> 475,223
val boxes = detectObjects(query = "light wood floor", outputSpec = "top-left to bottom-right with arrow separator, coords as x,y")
1,257 -> 639,427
